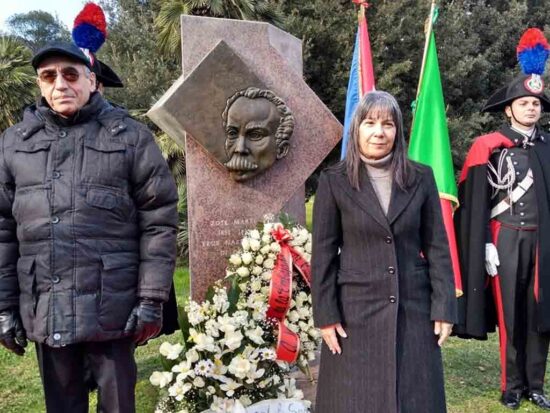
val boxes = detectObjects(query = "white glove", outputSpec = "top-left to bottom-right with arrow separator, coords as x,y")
485,243 -> 500,277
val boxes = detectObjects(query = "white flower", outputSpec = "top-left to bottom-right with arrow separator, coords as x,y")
236,266 -> 250,278
263,222 -> 274,234
193,376 -> 206,388
212,357 -> 228,377
270,242 -> 281,253
229,254 -> 242,266
254,254 -> 264,265
239,395 -> 252,407
305,242 -> 312,254
194,360 -> 214,377
261,234 -> 272,244
241,237 -> 251,251
228,355 -> 251,379
298,306 -> 310,319
168,381 -> 192,401
159,342 -> 184,360
172,360 -> 193,381
205,319 -> 220,338
241,252 -> 253,265
245,364 -> 265,383
207,385 -> 216,395
251,265 -> 263,275
217,314 -> 238,333
185,348 -> 199,363
263,258 -> 275,269
187,302 -> 204,325
296,291 -> 308,306
192,332 -> 217,352
260,245 -> 271,255
309,328 -> 320,339
219,377 -> 242,397
149,371 -> 173,388
260,348 -> 277,360
224,329 -> 244,351
233,310 -> 249,326
246,326 -> 265,345
287,310 -> 300,323
249,239 -> 261,251
249,229 -> 261,239
213,293 -> 229,314
250,279 -> 262,292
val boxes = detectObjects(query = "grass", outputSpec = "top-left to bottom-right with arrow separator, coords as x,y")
1,221 -> 549,412
0,267 -> 190,413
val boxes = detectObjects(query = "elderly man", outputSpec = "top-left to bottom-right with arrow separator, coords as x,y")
0,42 -> 178,412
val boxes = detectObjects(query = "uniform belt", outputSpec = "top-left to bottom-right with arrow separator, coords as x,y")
490,169 -> 534,219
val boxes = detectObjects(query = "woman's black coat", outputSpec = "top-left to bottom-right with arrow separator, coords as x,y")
311,161 -> 457,413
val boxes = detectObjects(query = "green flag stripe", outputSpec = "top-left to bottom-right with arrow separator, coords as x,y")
409,32 -> 457,202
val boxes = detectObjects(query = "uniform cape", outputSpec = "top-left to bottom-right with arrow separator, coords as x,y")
454,128 -> 550,339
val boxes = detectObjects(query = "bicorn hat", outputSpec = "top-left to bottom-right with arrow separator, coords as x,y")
483,28 -> 550,112
72,2 -> 123,88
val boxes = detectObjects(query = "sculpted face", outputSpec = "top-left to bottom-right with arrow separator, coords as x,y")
224,97 -> 282,182
36,56 -> 96,118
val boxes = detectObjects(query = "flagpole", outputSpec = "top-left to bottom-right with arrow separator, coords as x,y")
416,0 -> 437,99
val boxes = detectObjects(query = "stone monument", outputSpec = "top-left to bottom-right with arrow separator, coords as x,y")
148,16 -> 341,299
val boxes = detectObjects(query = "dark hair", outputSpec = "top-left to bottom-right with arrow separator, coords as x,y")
345,90 -> 414,190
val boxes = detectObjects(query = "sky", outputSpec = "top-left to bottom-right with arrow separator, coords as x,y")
0,0 -> 86,32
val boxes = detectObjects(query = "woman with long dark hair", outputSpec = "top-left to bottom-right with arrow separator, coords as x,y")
312,91 -> 457,412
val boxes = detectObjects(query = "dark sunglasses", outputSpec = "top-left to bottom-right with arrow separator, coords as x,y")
38,67 -> 83,84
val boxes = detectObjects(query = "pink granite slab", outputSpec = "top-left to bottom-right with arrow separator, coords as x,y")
148,16 -> 342,299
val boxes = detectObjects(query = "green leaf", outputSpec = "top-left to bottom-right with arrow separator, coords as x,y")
205,285 -> 216,302
178,305 -> 191,350
227,277 -> 241,315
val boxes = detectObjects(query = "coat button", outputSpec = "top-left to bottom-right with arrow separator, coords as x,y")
389,296 -> 396,303
52,171 -> 61,179
53,333 -> 61,340
388,266 -> 395,274
51,216 -> 60,224
385,236 -> 393,244
52,275 -> 60,284
58,131 -> 67,138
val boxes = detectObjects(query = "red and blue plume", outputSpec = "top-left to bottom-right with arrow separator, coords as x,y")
72,2 -> 107,53
517,28 -> 550,76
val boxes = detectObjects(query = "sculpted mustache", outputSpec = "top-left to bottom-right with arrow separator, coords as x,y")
224,155 -> 258,171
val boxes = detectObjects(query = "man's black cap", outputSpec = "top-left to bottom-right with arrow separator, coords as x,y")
94,59 -> 124,88
32,42 -> 92,71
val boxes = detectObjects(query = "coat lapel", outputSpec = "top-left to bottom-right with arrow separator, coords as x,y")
387,171 -> 421,225
337,165 -> 390,231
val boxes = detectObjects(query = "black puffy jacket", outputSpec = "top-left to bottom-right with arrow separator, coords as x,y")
0,93 -> 178,346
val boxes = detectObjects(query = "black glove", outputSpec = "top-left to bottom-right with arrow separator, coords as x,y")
124,299 -> 163,345
0,309 -> 27,356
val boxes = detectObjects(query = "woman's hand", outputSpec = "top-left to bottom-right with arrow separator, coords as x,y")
434,321 -> 453,347
321,323 -> 347,355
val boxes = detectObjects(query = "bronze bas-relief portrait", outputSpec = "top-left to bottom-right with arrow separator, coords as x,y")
221,88 -> 294,182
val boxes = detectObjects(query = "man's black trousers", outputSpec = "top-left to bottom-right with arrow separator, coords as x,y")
36,337 -> 136,413
492,223 -> 550,394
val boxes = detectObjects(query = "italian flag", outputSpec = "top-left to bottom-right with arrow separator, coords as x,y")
409,5 -> 462,296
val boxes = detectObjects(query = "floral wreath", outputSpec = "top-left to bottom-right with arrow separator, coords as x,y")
150,217 -> 319,413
